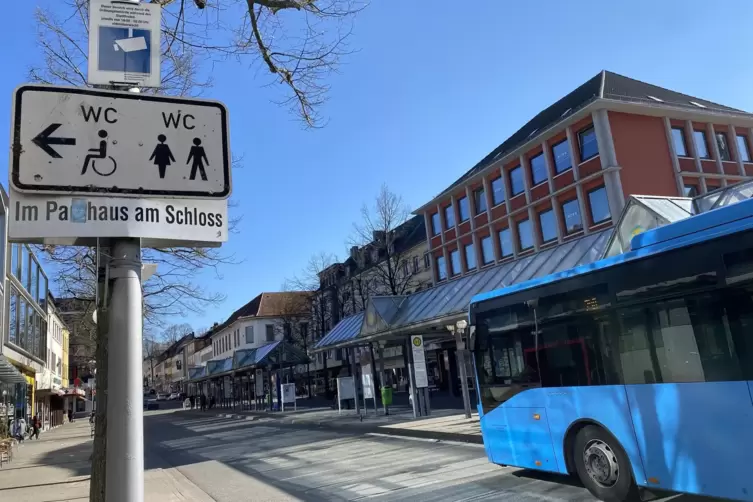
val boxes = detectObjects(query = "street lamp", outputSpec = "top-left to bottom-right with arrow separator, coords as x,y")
448,319 -> 472,419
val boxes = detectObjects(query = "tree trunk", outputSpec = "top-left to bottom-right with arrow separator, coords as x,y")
89,303 -> 108,502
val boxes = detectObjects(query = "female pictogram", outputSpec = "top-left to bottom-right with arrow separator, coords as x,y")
187,137 -> 209,181
149,134 -> 175,179
81,129 -> 117,177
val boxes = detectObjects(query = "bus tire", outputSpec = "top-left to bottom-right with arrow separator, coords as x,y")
573,425 -> 639,502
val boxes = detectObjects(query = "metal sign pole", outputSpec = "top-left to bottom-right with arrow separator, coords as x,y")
105,238 -> 144,502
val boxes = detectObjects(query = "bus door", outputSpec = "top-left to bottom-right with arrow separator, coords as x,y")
476,323 -> 559,471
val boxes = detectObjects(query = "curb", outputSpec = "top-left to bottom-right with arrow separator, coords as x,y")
197,410 -> 483,445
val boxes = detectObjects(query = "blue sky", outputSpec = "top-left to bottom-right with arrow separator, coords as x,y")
3,0 -> 753,332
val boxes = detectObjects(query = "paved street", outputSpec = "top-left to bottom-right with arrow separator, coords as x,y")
145,410 -> 713,502
0,410 -> 723,502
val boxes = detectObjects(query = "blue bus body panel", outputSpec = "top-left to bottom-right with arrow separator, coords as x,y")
626,382 -> 753,501
470,197 -> 753,308
480,386 -> 647,482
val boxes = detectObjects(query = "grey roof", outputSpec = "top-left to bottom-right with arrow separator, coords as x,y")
313,230 -> 613,350
427,71 -> 751,206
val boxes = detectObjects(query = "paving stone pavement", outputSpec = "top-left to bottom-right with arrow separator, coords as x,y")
147,410 -> 719,502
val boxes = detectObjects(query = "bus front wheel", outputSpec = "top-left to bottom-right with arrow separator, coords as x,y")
573,425 -> 639,502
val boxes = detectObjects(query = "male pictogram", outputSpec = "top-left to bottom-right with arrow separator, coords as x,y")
187,138 -> 208,181
149,134 -> 175,179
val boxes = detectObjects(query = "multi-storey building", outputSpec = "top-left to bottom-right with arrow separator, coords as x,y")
34,295 -> 67,429
312,71 -> 753,407
416,71 -> 753,284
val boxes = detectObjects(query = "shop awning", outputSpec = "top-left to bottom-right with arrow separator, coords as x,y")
0,356 -> 26,384
187,342 -> 311,382
187,367 -> 206,380
313,229 -> 613,351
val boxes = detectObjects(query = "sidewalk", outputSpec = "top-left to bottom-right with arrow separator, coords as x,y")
0,420 -> 214,502
186,404 -> 482,444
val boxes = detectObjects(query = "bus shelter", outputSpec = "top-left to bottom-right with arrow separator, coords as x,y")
313,228 -> 615,418
186,340 -> 310,411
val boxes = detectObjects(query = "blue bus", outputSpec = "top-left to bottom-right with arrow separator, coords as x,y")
469,196 -> 753,502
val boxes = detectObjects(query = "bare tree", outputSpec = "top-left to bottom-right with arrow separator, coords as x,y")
31,0 -> 365,126
285,251 -> 341,396
271,291 -> 312,392
351,184 -> 429,296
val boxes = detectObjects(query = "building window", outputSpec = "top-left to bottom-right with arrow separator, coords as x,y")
588,186 -> 611,224
458,196 -> 470,222
11,244 -> 19,279
671,127 -> 688,157
424,253 -> 431,269
498,228 -> 513,257
561,198 -> 582,234
509,166 -> 524,196
443,205 -> 455,229
431,213 -> 441,236
436,256 -> 447,281
578,126 -> 599,161
450,249 -> 461,276
464,243 -> 476,270
551,139 -> 572,174
412,256 -> 419,274
491,177 -> 505,206
716,132 -> 731,161
402,260 -> 409,276
9,287 -> 18,344
693,130 -> 710,159
474,187 -> 487,214
683,185 -> 698,197
299,323 -> 308,341
517,219 -> 533,250
481,236 -> 494,265
530,153 -> 547,186
539,209 -> 557,243
265,324 -> 275,342
736,135 -> 751,162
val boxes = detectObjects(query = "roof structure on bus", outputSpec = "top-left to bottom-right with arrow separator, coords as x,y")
313,229 -> 612,350
470,195 -> 753,308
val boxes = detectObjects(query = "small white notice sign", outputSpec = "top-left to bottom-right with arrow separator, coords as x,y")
88,0 -> 162,88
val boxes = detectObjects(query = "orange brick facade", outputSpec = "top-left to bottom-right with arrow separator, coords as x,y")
421,105 -> 753,284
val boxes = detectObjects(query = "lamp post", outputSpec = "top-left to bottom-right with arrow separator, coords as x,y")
2,389 -> 7,436
448,320 -> 472,419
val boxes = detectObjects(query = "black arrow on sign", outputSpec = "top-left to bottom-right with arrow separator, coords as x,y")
32,123 -> 76,159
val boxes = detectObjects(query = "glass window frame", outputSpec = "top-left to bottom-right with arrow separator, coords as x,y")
457,196 -> 470,222
736,135 -> 751,163
715,131 -> 731,161
443,204 -> 455,230
671,127 -> 688,157
551,139 -> 572,174
491,176 -> 505,206
693,130 -> 710,159
431,213 -> 441,236
517,219 -> 534,251
481,235 -> 494,265
561,198 -> 583,234
498,228 -> 514,257
450,248 -> 461,276
509,166 -> 525,196
473,187 -> 487,215
538,208 -> 557,243
436,255 -> 447,281
587,186 -> 611,225
464,243 -> 476,271
578,126 -> 599,162
529,152 -> 548,186
683,185 -> 699,198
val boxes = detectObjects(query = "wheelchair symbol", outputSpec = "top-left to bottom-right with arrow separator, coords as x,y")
81,129 -> 117,177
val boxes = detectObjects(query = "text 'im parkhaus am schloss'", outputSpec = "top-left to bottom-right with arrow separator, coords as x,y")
14,199 -> 224,228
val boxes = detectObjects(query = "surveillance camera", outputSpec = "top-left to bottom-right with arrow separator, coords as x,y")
194,0 -> 207,8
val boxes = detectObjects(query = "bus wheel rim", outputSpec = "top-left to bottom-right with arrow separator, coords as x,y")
583,439 -> 620,488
